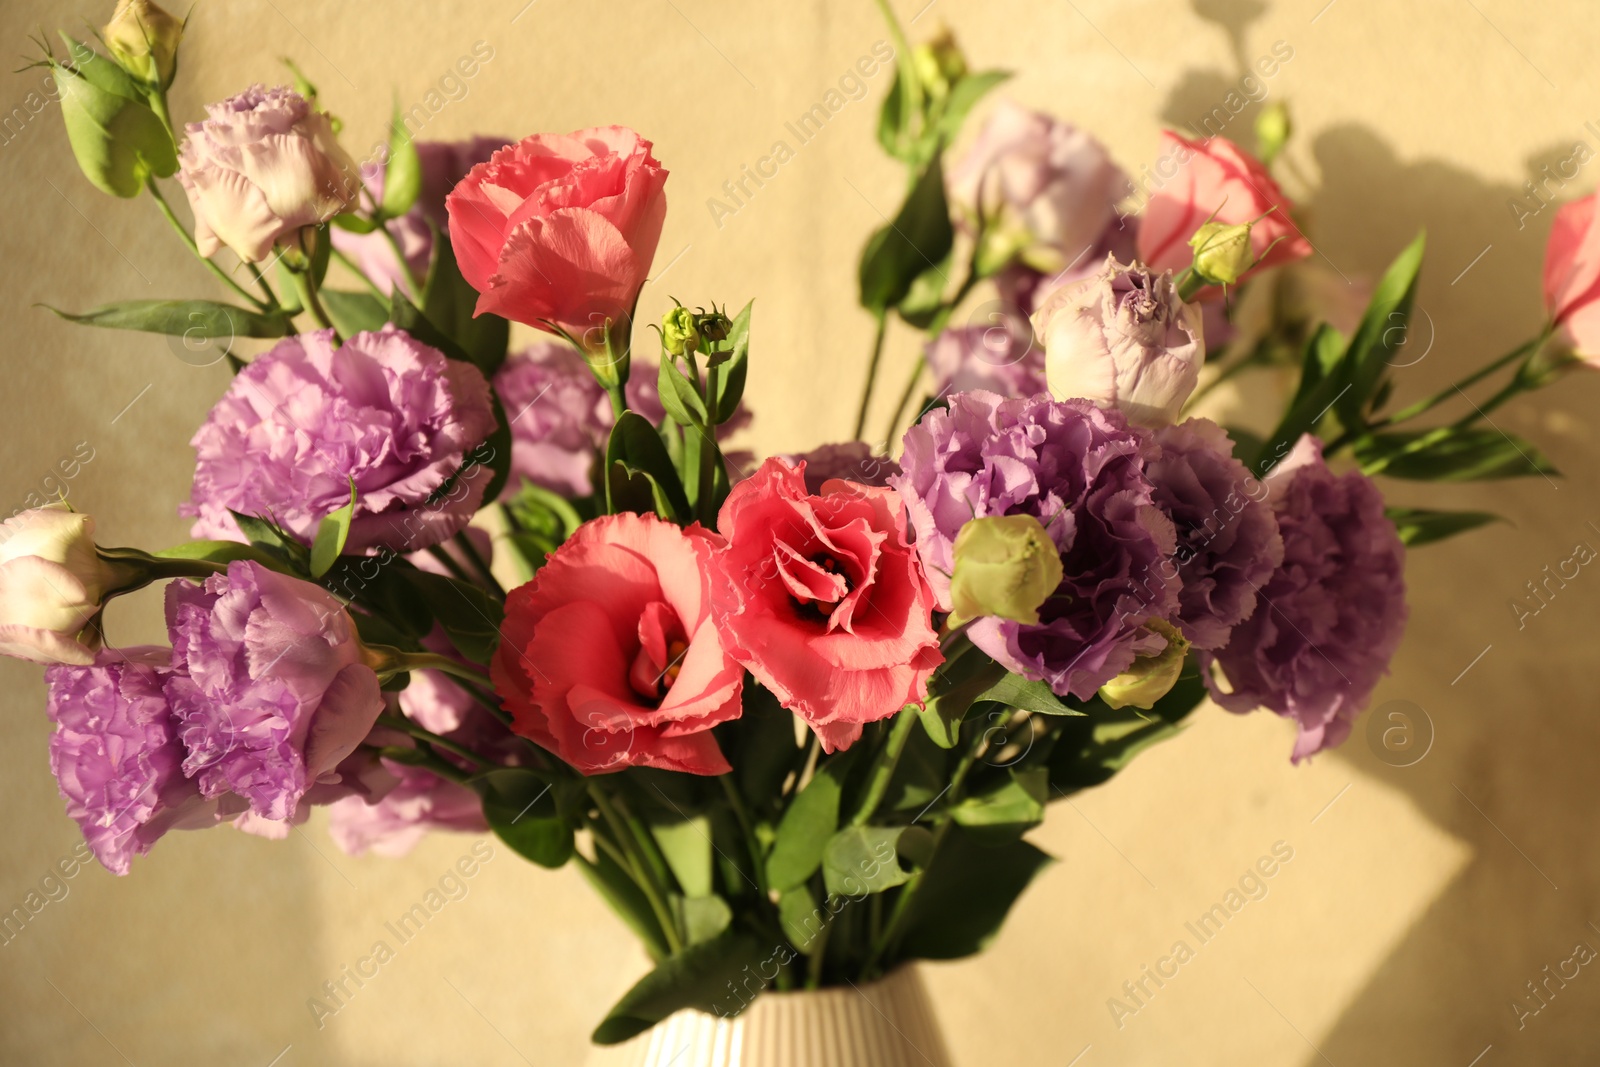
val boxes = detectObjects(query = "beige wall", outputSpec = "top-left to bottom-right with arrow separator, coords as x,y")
3,0 -> 1599,1063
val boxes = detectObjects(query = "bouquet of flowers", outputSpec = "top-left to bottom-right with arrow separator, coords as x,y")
9,0 -> 1590,1048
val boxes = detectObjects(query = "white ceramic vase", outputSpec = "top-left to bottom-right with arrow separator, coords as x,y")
585,965 -> 953,1067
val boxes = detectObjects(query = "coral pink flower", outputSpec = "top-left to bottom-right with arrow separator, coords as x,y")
492,512 -> 742,775
712,458 -> 942,753
1136,132 -> 1309,285
1542,193 -> 1600,360
447,127 -> 668,346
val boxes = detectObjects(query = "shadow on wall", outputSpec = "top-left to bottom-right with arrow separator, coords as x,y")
1166,2 -> 1600,1063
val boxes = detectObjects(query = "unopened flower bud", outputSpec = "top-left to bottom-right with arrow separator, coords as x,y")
662,305 -> 700,356
1255,101 -> 1291,166
1189,220 -> 1258,287
104,0 -> 184,88
1100,619 -> 1189,710
947,514 -> 1063,628
912,28 -> 967,102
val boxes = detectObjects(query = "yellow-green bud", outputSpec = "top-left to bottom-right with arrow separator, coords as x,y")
662,306 -> 700,356
1100,619 -> 1189,710
104,0 -> 184,88
1188,220 -> 1257,287
1255,101 -> 1291,166
946,514 -> 1063,628
911,28 -> 968,103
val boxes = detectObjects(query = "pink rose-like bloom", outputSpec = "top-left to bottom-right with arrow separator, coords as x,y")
1202,436 -> 1407,762
447,127 -> 669,343
46,648 -> 216,875
492,512 -> 743,775
1034,255 -> 1205,428
165,561 -> 385,821
0,506 -> 118,665
176,85 -> 361,263
1137,132 -> 1310,283
713,458 -> 942,753
331,137 -> 510,295
185,327 -> 497,555
1542,193 -> 1600,360
948,101 -> 1129,274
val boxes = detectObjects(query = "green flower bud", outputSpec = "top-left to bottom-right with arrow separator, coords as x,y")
104,0 -> 184,88
947,514 -> 1064,628
912,29 -> 968,103
662,305 -> 700,356
1188,220 -> 1257,287
1255,101 -> 1291,166
50,36 -> 177,198
1100,619 -> 1189,710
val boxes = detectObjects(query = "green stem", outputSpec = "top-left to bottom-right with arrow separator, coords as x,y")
242,261 -> 282,312
145,178 -> 271,310
589,784 -> 683,954
852,314 -> 889,440
718,774 -> 769,896
871,0 -> 922,136
290,269 -> 340,340
606,382 -> 628,419
380,222 -> 423,295
330,246 -> 391,302
375,713 -> 491,769
1175,266 -> 1208,303
425,544 -> 475,584
849,707 -> 918,827
805,912 -> 833,990
374,744 -> 471,784
388,650 -> 493,688
453,531 -> 506,600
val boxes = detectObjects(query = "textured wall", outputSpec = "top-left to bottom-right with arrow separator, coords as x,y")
2,1 -> 1598,1064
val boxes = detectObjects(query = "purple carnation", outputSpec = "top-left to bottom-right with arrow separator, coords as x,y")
924,317 -> 1046,399
185,327 -> 497,554
893,390 -> 1178,699
45,649 -> 215,875
1202,436 -> 1407,761
781,442 -> 901,494
327,762 -> 487,857
331,137 -> 510,295
165,561 -> 384,822
1146,418 -> 1284,650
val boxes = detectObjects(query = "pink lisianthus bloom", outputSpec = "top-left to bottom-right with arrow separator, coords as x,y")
1541,193 -> 1600,360
1136,132 -> 1310,286
712,458 -> 942,753
446,127 -> 668,346
491,512 -> 743,775
175,84 -> 361,263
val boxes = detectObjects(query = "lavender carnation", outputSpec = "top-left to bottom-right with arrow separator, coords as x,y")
185,327 -> 497,554
46,649 -> 214,875
165,561 -> 384,822
1147,418 -> 1283,650
893,390 -> 1178,699
1202,436 -> 1407,761
327,762 -> 486,858
924,318 -> 1046,399
782,442 -> 901,494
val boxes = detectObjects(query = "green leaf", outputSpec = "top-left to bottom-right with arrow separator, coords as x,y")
917,644 -> 1007,749
578,847 -> 670,963
308,479 -> 356,579
1047,667 -> 1208,798
419,234 -> 510,377
51,39 -> 176,197
656,356 -> 707,426
950,768 -> 1047,843
1335,231 -> 1426,429
379,102 -> 421,219
319,289 -> 389,336
710,300 -> 752,424
858,152 -> 955,314
672,895 -> 733,946
777,884 -> 827,955
1385,506 -> 1503,546
728,683 -> 802,810
477,391 -> 515,505
976,673 -> 1085,717
766,765 -> 842,891
1257,324 -> 1346,474
477,768 -> 573,869
605,411 -> 691,521
155,540 -> 283,568
935,70 -> 1011,144
399,568 -> 503,664
876,68 -> 911,161
330,213 -> 379,234
654,816 -> 714,899
895,825 -> 1053,961
42,299 -> 290,340
389,284 -> 472,363
502,480 -> 585,579
821,825 -> 913,897
591,931 -> 764,1045
897,248 -> 955,329
227,510 -> 308,568
1356,428 -> 1558,482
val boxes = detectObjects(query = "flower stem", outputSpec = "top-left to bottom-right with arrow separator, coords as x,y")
289,268 -> 340,340
589,783 -> 683,954
849,707 -> 919,827
330,246 -> 391,302
375,713 -> 491,769
388,650 -> 493,688
718,774 -> 769,896
852,314 -> 889,440
144,177 -> 272,311
453,531 -> 506,599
